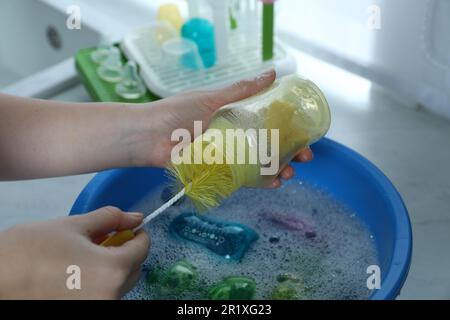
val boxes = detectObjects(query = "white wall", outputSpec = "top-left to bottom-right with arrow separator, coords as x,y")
277,0 -> 450,119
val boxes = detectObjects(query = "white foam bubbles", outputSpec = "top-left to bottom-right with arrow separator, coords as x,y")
124,180 -> 378,300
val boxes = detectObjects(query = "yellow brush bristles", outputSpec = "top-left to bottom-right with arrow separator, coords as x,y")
168,161 -> 237,212
167,138 -> 238,212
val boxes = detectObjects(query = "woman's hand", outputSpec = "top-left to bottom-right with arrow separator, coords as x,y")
133,70 -> 313,188
0,207 -> 149,299
0,70 -> 311,183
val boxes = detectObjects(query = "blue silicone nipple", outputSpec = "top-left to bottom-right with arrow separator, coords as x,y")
181,18 -> 217,68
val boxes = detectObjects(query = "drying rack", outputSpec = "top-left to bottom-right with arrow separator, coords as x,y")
120,25 -> 295,98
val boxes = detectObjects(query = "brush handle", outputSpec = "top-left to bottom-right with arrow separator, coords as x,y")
100,230 -> 135,247
100,188 -> 186,247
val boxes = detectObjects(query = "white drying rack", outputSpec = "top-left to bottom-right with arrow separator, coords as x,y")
121,26 -> 296,98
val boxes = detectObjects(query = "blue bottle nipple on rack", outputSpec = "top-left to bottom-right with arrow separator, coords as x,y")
181,18 -> 217,69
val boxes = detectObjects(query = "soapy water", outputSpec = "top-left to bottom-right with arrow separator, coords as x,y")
124,180 -> 378,300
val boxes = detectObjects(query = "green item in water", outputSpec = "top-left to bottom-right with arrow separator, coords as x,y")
145,265 -> 163,285
159,260 -> 198,296
271,274 -> 308,300
207,276 -> 256,300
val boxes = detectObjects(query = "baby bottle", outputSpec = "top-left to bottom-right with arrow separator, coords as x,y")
171,74 -> 331,210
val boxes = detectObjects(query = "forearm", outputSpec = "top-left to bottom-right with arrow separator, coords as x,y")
0,93 -> 158,180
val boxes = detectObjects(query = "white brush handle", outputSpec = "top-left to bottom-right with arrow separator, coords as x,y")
132,188 -> 186,232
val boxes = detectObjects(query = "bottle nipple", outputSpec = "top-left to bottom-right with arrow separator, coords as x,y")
115,61 -> 147,100
90,36 -> 113,64
97,47 -> 123,83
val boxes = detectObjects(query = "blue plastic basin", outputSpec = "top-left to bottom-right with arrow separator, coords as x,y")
70,138 -> 412,300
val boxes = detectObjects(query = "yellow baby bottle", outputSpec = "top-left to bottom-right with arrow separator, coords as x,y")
170,74 -> 331,211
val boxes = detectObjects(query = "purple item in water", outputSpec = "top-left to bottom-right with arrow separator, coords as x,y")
261,211 -> 317,238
